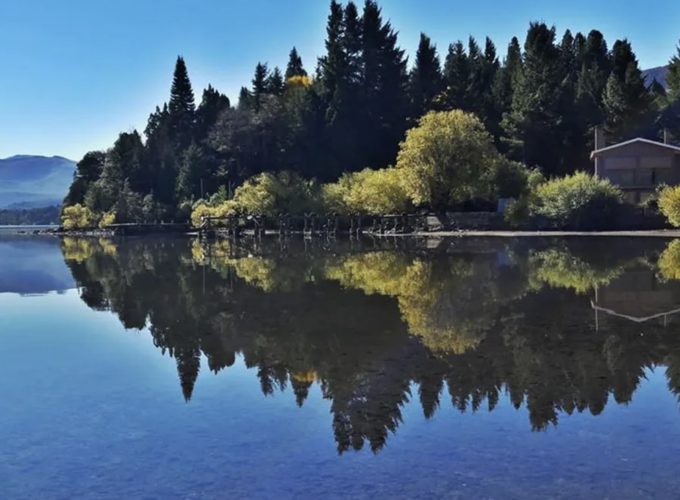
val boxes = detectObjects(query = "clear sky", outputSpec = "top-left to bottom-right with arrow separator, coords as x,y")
1,0 -> 679,161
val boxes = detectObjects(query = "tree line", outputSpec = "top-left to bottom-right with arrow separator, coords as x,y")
64,0 -> 680,224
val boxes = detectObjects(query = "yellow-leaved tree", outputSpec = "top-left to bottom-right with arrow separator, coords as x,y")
61,204 -> 96,230
395,110 -> 504,209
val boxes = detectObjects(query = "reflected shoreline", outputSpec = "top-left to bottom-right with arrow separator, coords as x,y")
16,234 -> 680,452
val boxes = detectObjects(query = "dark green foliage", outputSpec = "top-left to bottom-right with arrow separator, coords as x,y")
285,47 -> 307,79
502,23 -> 567,173
668,43 -> 680,103
603,40 -> 652,140
267,67 -> 286,96
196,85 -> 230,141
168,56 -> 196,149
64,151 -> 106,206
251,62 -> 270,111
409,33 -> 443,119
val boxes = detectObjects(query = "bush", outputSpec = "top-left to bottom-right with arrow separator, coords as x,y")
189,171 -> 317,227
99,211 -> 116,229
659,185 -> 680,227
61,204 -> 96,230
530,172 -> 623,229
231,171 -> 318,216
395,110 -> 505,209
321,168 -> 411,215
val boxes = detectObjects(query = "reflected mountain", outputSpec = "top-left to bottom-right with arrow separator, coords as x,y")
0,235 -> 75,294
60,235 -> 680,452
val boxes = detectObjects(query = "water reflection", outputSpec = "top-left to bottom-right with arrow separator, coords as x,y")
0,235 -> 74,294
61,235 -> 680,452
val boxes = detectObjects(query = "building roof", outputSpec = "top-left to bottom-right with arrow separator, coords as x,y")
591,137 -> 680,159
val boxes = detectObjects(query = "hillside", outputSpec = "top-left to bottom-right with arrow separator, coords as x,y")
642,66 -> 669,89
0,155 -> 75,209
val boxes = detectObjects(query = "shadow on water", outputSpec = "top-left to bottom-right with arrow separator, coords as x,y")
57,234 -> 680,453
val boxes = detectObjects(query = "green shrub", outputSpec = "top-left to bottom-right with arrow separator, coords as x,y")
659,185 -> 680,226
321,168 -> 411,215
530,172 -> 622,229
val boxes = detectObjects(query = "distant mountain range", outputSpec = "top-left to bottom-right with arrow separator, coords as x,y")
0,155 -> 75,209
642,66 -> 670,90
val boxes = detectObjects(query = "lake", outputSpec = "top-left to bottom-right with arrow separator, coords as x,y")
3,234 -> 680,498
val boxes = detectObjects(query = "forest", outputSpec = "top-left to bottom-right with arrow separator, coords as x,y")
62,0 -> 680,227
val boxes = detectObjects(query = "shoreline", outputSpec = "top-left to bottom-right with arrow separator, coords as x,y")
4,226 -> 680,239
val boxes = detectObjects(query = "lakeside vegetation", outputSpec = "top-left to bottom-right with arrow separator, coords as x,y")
62,0 -> 680,230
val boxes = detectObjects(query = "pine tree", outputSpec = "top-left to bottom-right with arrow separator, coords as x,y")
267,67 -> 286,95
285,47 -> 307,79
195,85 -> 230,141
603,39 -> 651,140
441,41 -> 470,110
477,37 -> 501,135
168,56 -> 196,150
360,0 -> 408,168
502,23 -> 568,173
666,42 -> 680,102
576,30 -> 610,132
493,37 -> 522,124
319,0 -> 346,103
409,33 -> 443,119
252,62 -> 270,111
238,86 -> 253,110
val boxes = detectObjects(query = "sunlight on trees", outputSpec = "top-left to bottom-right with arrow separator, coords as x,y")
61,204 -> 96,230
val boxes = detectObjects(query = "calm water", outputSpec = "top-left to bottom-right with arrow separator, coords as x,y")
3,235 -> 680,498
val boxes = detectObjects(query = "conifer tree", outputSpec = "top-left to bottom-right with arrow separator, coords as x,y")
195,85 -> 230,141
238,87 -> 253,110
442,41 -> 470,110
285,47 -> 307,79
666,42 -> 680,102
168,56 -> 196,150
267,67 -> 286,95
576,30 -> 610,132
360,0 -> 408,168
493,37 -> 522,124
409,33 -> 443,119
252,62 -> 270,111
502,23 -> 567,173
603,39 -> 651,140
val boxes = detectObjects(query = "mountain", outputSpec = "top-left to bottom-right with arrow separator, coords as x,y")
0,155 -> 76,209
642,66 -> 669,90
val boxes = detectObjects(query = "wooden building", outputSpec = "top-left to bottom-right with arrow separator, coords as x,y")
591,135 -> 680,203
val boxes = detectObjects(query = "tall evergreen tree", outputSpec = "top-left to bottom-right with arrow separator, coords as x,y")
603,39 -> 651,140
408,33 -> 443,119
493,36 -> 522,126
360,0 -> 409,168
502,23 -> 568,173
576,30 -> 610,133
442,41 -> 470,110
168,56 -> 196,150
285,47 -> 307,79
195,85 -> 230,141
666,42 -> 680,103
252,62 -> 270,111
267,67 -> 286,95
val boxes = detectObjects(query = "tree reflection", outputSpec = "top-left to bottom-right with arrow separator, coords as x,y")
60,236 -> 680,451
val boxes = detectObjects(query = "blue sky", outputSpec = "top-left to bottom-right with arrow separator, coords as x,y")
1,0 -> 679,161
